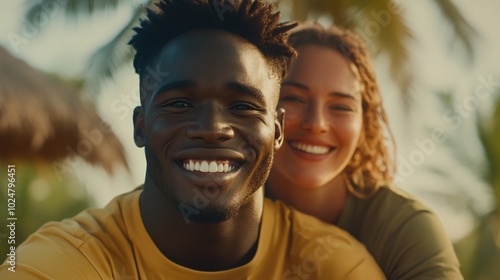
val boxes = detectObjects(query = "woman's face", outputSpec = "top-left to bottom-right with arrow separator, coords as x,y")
271,44 -> 363,188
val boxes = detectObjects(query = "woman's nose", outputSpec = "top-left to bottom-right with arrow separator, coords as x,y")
302,105 -> 329,134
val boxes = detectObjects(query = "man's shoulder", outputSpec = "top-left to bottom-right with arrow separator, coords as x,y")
0,187 -> 143,279
37,186 -> 142,249
77,186 -> 142,228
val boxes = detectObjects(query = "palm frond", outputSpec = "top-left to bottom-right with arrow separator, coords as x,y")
477,93 -> 500,204
431,0 -> 478,62
25,0 -> 123,23
455,213 -> 500,279
83,4 -> 143,94
334,1 -> 415,105
361,9 -> 414,104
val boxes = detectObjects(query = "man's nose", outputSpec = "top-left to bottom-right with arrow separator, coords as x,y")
302,104 -> 329,134
186,102 -> 234,142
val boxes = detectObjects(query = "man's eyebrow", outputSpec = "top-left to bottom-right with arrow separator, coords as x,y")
225,82 -> 265,102
152,80 -> 196,99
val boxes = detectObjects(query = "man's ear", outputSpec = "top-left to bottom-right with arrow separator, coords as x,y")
274,107 -> 285,150
133,106 -> 145,147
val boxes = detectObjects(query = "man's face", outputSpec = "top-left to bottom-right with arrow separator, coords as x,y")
133,30 -> 283,223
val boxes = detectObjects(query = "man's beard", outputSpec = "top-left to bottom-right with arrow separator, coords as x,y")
144,144 -> 275,224
189,151 -> 274,224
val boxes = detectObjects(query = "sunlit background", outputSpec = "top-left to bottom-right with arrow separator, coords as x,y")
1,0 -> 499,278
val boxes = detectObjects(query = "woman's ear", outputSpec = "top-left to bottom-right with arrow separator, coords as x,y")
133,106 -> 145,147
274,107 -> 285,150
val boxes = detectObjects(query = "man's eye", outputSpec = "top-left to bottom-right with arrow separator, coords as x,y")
230,103 -> 257,110
165,100 -> 192,108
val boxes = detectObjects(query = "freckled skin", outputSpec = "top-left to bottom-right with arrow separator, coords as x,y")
133,29 -> 284,271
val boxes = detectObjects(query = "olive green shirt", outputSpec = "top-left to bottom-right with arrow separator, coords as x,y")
337,185 -> 463,280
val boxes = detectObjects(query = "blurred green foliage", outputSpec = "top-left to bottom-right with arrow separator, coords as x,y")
454,93 -> 500,280
0,162 -> 93,263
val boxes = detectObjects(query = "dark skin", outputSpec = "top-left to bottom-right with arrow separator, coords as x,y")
133,29 -> 284,271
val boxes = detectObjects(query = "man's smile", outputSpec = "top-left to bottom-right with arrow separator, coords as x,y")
174,148 -> 246,182
181,159 -> 238,173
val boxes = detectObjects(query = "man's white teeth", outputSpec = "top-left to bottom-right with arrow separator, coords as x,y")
291,142 -> 330,155
183,160 -> 235,173
200,161 -> 209,172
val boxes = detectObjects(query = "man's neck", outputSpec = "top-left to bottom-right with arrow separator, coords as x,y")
139,179 -> 263,271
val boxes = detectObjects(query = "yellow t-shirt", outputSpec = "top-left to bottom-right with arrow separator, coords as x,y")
1,187 -> 385,279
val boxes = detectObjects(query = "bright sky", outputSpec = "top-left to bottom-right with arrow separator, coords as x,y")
1,0 -> 499,241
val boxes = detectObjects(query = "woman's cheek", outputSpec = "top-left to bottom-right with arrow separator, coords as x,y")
283,107 -> 303,128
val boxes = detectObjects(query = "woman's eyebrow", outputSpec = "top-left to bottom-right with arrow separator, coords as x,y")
282,81 -> 358,101
281,81 -> 309,90
329,92 -> 358,101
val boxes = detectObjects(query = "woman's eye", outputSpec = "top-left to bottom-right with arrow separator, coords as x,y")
330,104 -> 352,111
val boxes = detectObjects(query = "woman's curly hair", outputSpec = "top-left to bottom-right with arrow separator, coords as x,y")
288,23 -> 395,198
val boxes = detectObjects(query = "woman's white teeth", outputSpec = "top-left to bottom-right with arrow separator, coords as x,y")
183,160 -> 235,173
291,142 -> 330,155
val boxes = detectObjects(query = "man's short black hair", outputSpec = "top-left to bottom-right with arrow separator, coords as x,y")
129,0 -> 297,81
